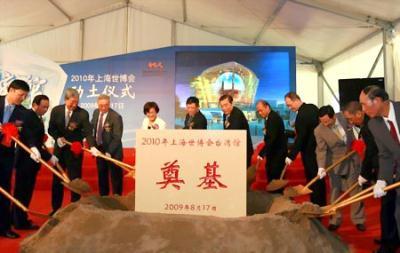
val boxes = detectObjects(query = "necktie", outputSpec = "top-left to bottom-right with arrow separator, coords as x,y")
65,110 -> 71,127
96,112 -> 104,145
332,125 -> 343,141
2,105 -> 12,123
388,120 -> 399,144
224,115 -> 230,128
187,116 -> 193,129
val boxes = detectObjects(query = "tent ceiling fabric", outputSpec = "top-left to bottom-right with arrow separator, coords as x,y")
1,0 -> 400,62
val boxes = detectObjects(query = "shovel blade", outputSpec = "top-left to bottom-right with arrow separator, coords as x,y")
266,180 -> 289,192
69,178 -> 92,193
283,185 -> 313,197
61,179 -> 91,196
28,210 -> 50,219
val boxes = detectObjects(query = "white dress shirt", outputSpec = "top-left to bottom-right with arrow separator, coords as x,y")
141,117 -> 166,130
383,102 -> 399,136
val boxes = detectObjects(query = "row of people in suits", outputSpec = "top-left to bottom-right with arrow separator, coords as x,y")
255,93 -> 367,232
259,88 -> 399,253
1,80 -> 397,251
0,83 -> 210,239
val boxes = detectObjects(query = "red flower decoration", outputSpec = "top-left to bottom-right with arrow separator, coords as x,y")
351,139 -> 366,160
1,123 -> 19,147
70,141 -> 83,156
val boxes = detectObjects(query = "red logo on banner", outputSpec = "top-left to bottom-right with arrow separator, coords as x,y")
147,61 -> 164,70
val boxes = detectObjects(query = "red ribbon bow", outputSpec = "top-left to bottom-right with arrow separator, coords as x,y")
1,123 -> 19,147
70,141 -> 83,156
351,139 -> 366,160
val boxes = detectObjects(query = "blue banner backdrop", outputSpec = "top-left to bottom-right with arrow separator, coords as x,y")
61,46 -> 296,147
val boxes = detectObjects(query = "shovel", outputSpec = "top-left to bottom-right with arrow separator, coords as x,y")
266,164 -> 289,192
320,181 -> 360,212
0,186 -> 49,219
321,184 -> 374,214
64,140 -> 135,175
284,150 -> 356,198
322,180 -> 400,216
12,137 -> 91,195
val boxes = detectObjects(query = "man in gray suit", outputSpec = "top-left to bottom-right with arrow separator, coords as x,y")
360,86 -> 400,253
92,94 -> 124,196
314,105 -> 365,231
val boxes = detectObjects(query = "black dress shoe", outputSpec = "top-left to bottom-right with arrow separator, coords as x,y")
14,222 -> 39,230
0,230 -> 20,239
356,224 -> 366,231
328,224 -> 340,231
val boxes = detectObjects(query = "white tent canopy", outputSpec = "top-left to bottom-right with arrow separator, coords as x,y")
1,0 -> 400,107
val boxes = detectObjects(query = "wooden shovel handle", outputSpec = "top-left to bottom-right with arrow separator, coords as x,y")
0,186 -> 28,212
331,181 -> 359,206
332,184 -> 374,208
328,181 -> 400,213
279,164 -> 288,180
12,137 -> 67,183
0,186 -> 49,219
304,150 -> 356,189
65,141 -> 135,172
55,163 -> 70,182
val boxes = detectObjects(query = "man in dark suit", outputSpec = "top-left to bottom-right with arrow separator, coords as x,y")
12,95 -> 59,229
92,95 -> 123,196
219,94 -> 253,168
284,92 -> 326,206
0,80 -> 29,239
48,88 -> 99,214
183,96 -> 207,129
343,101 -> 395,245
256,100 -> 287,183
360,86 -> 400,253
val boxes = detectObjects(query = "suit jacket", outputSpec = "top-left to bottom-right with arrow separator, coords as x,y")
314,112 -> 358,175
183,111 -> 207,129
259,110 -> 287,158
92,108 -> 123,160
18,109 -> 51,161
359,116 -> 379,180
287,103 -> 319,160
0,95 -> 27,153
223,106 -> 254,156
48,104 -> 95,156
368,101 -> 400,182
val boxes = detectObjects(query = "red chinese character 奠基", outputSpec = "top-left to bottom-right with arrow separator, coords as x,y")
198,161 -> 227,189
156,160 -> 185,190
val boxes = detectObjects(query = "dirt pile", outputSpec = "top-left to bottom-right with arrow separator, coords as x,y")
20,191 -> 348,253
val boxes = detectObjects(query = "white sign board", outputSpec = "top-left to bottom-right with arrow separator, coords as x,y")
135,129 -> 246,218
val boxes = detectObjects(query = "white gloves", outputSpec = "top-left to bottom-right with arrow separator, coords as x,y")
57,138 -> 66,148
317,168 -> 327,179
285,157 -> 292,165
105,152 -> 111,158
373,180 -> 387,198
90,147 -> 100,157
257,155 -> 263,161
49,155 -> 59,166
30,147 -> 41,163
358,175 -> 368,186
